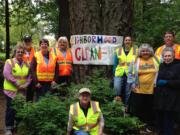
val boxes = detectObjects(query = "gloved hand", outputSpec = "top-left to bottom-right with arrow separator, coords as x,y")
157,80 -> 167,87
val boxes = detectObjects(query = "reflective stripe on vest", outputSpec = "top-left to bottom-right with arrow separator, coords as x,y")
23,47 -> 35,63
156,44 -> 180,62
71,101 -> 100,133
35,51 -> 56,81
115,46 -> 138,77
56,48 -> 72,76
3,58 -> 29,92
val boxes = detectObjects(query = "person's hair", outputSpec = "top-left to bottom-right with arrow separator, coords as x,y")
164,31 -> 175,37
138,43 -> 154,57
56,36 -> 69,48
39,38 -> 49,46
12,43 -> 25,58
162,47 -> 175,58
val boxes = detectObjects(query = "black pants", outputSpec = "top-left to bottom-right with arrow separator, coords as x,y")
57,76 -> 71,85
5,95 -> 15,130
129,92 -> 154,125
36,82 -> 51,101
26,82 -> 34,102
156,111 -> 175,135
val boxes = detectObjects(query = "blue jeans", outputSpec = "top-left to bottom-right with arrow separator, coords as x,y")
114,75 -> 131,105
5,95 -> 15,130
74,130 -> 89,135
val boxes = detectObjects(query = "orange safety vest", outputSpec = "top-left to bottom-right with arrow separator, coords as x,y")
35,51 -> 56,82
155,44 -> 180,60
54,48 -> 73,76
23,47 -> 35,63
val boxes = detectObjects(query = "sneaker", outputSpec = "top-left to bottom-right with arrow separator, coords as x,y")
5,130 -> 12,135
145,127 -> 152,133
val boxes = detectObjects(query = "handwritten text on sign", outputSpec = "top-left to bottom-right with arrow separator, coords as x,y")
71,35 -> 123,65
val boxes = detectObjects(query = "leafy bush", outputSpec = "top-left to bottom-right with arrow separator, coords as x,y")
13,95 -> 68,135
66,70 -> 114,104
102,102 -> 143,135
13,69 -> 143,135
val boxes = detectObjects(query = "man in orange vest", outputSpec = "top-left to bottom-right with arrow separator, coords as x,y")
22,35 -> 36,102
155,31 -> 180,62
54,37 -> 73,85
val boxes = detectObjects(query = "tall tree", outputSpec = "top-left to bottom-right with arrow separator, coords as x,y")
57,0 -> 70,39
68,0 -> 133,83
5,0 -> 10,59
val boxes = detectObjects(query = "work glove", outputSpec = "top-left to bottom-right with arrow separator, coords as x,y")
157,80 -> 167,87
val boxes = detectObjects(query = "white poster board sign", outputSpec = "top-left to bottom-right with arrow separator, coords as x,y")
70,35 -> 123,65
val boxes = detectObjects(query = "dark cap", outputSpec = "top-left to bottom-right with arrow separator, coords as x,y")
23,35 -> 32,42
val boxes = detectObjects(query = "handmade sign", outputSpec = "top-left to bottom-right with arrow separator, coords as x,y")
70,35 -> 123,65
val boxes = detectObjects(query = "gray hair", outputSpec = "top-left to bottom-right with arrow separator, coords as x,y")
56,36 -> 69,47
162,47 -> 175,58
138,43 -> 154,57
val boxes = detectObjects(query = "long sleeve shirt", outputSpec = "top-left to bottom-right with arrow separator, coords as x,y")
3,58 -> 31,98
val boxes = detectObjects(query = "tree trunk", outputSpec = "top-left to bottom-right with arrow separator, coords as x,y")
101,0 -> 133,36
5,0 -> 10,59
68,0 -> 133,83
57,0 -> 70,39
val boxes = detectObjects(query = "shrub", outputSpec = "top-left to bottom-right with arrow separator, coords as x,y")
13,95 -> 68,135
13,69 -> 143,135
102,102 -> 144,135
66,69 -> 114,104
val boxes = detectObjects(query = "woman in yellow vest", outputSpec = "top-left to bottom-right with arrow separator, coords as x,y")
128,43 -> 159,132
54,36 -> 73,85
3,45 -> 31,135
67,88 -> 104,135
31,38 -> 57,101
113,36 -> 138,109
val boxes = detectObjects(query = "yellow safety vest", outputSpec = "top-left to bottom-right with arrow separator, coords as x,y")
70,101 -> 101,135
115,46 -> 138,77
3,58 -> 29,92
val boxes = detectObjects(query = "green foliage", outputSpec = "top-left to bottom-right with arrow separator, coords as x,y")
102,102 -> 143,135
13,69 -> 143,135
66,70 -> 114,104
133,0 -> 180,48
13,95 -> 68,135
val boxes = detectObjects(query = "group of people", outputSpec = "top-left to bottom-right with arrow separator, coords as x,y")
114,31 -> 180,135
3,35 -> 73,135
3,31 -> 180,135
